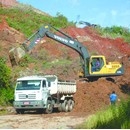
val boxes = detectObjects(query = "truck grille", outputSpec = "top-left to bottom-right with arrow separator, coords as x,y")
18,94 -> 36,99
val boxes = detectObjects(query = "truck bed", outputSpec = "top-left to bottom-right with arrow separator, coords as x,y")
57,81 -> 76,94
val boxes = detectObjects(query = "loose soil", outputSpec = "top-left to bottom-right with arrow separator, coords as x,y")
0,111 -> 88,129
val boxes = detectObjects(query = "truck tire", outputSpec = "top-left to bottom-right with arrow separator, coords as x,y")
45,100 -> 53,114
16,109 -> 24,114
68,99 -> 73,112
61,100 -> 69,112
72,100 -> 75,107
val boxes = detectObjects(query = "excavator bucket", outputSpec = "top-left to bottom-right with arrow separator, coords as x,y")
9,47 -> 26,66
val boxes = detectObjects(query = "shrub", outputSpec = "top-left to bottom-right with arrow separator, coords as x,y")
0,58 -> 11,88
0,87 -> 14,106
77,99 -> 130,129
0,57 -> 14,105
96,25 -> 130,43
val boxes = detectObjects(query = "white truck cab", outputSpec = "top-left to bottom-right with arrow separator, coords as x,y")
14,75 -> 76,114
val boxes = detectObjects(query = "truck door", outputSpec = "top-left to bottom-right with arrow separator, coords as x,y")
42,80 -> 51,92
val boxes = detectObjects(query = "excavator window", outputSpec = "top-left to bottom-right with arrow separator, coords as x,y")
91,57 -> 104,72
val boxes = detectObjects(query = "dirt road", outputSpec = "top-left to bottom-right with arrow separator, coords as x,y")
0,110 -> 88,129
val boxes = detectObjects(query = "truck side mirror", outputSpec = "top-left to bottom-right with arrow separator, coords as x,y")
42,80 -> 46,88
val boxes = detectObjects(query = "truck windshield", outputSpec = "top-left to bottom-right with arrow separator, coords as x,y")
16,80 -> 41,90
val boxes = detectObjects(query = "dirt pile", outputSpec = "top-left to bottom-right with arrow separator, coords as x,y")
72,77 -> 129,115
0,19 -> 130,115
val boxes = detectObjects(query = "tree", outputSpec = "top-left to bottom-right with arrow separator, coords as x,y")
51,12 -> 69,28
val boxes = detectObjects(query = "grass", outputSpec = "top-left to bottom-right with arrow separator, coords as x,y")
0,110 -> 8,115
77,99 -> 130,129
0,4 -> 74,37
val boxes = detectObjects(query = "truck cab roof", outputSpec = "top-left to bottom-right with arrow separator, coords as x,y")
17,75 -> 58,81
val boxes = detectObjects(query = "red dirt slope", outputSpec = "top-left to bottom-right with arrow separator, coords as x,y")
64,26 -> 130,115
65,26 -> 130,59
0,19 -> 130,116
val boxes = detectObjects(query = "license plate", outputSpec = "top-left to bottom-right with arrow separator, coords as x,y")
23,102 -> 29,105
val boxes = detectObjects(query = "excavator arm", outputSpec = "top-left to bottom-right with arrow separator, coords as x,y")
9,25 -> 90,76
24,25 -> 90,59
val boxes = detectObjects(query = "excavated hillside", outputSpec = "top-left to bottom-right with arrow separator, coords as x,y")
1,17 -> 130,115
36,26 -> 130,115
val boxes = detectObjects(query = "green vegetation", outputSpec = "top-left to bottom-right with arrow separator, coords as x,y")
0,58 -> 11,88
0,58 -> 14,105
96,25 -> 130,43
0,109 -> 8,115
0,3 -> 74,37
77,99 -> 130,129
19,54 -> 36,67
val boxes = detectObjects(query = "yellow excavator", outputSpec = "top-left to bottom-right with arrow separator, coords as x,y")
9,25 -> 124,81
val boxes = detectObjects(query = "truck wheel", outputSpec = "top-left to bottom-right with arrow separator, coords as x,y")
72,100 -> 75,107
45,100 -> 53,114
68,99 -> 73,112
16,109 -> 24,114
61,100 -> 69,112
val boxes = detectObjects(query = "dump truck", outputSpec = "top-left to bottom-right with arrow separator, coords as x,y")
13,75 -> 76,114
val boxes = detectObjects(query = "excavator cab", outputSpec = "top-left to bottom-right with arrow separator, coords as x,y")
89,55 -> 124,77
90,57 -> 103,72
79,55 -> 124,79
